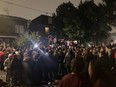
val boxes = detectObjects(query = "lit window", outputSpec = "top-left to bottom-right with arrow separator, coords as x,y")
45,27 -> 49,34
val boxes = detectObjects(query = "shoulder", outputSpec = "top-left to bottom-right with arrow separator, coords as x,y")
62,73 -> 71,80
59,74 -> 72,87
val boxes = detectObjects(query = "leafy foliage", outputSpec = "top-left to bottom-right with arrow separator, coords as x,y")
55,0 -> 115,42
55,1 -> 81,39
78,0 -> 112,41
100,0 -> 116,26
15,32 -> 40,48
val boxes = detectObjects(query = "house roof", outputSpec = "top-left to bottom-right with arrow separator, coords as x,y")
29,14 -> 53,31
0,14 -> 28,22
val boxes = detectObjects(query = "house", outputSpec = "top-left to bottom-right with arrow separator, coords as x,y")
0,14 -> 28,47
29,15 -> 55,45
29,14 -> 54,36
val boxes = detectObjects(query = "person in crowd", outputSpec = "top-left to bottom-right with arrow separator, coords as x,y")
57,48 -> 66,75
0,48 -> 5,70
58,57 -> 92,87
110,48 -> 116,71
31,50 -> 43,87
89,59 -> 116,87
22,49 -> 33,86
3,54 -> 13,83
0,40 -> 116,86
65,49 -> 74,73
10,52 -> 22,86
47,50 -> 58,85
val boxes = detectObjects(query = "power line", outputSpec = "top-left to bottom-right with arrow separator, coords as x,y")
0,0 -> 53,15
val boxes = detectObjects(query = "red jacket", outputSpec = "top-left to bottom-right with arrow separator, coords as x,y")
58,73 -> 92,87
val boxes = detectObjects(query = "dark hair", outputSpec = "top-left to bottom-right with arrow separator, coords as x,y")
71,57 -> 85,73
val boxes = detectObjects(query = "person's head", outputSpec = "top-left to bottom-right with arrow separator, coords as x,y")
71,57 -> 85,74
110,40 -> 114,46
8,54 -> 13,60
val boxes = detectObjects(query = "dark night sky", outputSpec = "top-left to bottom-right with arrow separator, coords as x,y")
0,0 -> 102,19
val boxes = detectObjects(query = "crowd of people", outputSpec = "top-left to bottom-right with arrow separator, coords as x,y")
0,40 -> 116,87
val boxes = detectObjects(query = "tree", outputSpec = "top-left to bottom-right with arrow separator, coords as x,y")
78,0 -> 111,42
99,0 -> 116,26
55,0 -> 115,42
15,32 -> 40,49
55,1 -> 81,39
